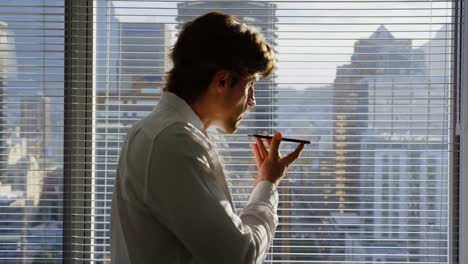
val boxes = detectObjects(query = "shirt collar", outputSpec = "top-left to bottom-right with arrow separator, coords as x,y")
159,91 -> 206,133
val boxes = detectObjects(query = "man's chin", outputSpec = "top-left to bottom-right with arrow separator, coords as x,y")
214,119 -> 241,134
223,127 -> 238,134
223,122 -> 239,134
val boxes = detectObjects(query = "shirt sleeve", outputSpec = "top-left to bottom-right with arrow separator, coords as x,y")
144,123 -> 279,264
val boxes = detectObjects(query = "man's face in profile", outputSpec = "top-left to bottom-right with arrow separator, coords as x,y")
217,75 -> 257,134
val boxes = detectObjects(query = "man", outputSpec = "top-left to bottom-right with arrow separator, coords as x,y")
111,12 -> 305,263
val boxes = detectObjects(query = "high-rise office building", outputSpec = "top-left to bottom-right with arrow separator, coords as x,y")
359,141 -> 448,262
357,25 -> 451,262
1,19 -> 62,262
0,22 -> 10,177
94,13 -> 170,259
311,25 -> 447,261
313,25 -> 450,262
320,25 -> 426,212
0,1 -> 64,164
19,96 -> 52,158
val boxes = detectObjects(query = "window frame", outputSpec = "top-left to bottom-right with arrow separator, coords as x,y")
459,0 -> 468,263
64,0 -> 94,262
60,1 -> 467,263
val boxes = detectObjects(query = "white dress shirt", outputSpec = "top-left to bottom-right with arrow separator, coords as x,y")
111,91 -> 279,264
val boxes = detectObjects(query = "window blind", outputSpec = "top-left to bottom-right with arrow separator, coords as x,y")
90,0 -> 459,263
0,0 -> 65,263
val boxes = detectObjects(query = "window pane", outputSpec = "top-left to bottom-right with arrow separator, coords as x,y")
0,0 -> 64,263
93,1 -> 455,263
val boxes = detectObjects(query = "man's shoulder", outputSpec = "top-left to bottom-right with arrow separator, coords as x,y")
135,108 -> 182,137
134,109 -> 206,146
155,122 -> 210,151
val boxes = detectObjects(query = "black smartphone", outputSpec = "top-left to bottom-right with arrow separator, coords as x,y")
248,134 -> 311,144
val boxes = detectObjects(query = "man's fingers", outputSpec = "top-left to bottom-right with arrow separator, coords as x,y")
265,138 -> 282,158
269,132 -> 283,159
281,143 -> 305,166
255,137 -> 268,159
251,143 -> 263,169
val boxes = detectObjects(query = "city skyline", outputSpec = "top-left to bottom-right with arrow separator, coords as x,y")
110,0 -> 451,87
0,1 -> 456,263
0,1 -> 64,262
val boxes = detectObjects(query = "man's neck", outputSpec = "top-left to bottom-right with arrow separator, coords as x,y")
190,99 -> 213,130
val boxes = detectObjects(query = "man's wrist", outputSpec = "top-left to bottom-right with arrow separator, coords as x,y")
254,173 -> 276,187
248,181 -> 279,211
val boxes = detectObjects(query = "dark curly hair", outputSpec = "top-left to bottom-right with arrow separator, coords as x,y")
162,12 -> 275,105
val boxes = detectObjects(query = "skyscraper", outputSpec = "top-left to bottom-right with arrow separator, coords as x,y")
1,15 -> 63,262
116,22 -> 171,91
313,25 -> 451,262
320,25 -> 426,212
0,22 -> 10,176
94,10 -> 170,258
310,25 -> 445,261
0,1 -> 64,164
357,25 -> 451,262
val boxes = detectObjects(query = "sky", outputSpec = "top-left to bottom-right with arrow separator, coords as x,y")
103,0 -> 452,87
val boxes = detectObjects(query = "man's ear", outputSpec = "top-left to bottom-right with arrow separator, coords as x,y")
213,70 -> 230,92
